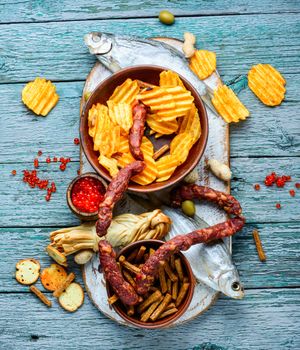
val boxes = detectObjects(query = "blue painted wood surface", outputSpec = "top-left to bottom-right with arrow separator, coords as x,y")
0,1 -> 299,349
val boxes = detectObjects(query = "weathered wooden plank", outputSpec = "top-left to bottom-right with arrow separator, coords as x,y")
0,0 -> 299,24
0,74 -> 299,162
0,289 -> 298,349
2,223 -> 299,293
0,14 -> 299,85
1,157 -> 299,227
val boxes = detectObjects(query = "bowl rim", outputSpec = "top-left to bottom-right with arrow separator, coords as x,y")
80,64 -> 208,193
66,172 -> 107,218
106,239 -> 195,329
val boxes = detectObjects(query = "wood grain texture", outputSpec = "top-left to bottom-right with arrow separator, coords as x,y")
2,222 -> 299,293
0,0 -> 299,24
1,157 -> 299,227
0,289 -> 298,349
0,76 -> 299,162
0,14 -> 299,84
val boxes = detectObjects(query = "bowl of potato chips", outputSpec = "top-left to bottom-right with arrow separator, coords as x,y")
80,66 -> 208,192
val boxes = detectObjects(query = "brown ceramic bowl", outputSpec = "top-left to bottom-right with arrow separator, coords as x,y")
66,172 -> 107,221
80,65 -> 208,193
106,239 -> 195,329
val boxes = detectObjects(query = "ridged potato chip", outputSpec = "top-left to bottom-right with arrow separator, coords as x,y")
88,103 -> 101,138
248,64 -> 286,106
160,70 -> 185,88
156,86 -> 194,122
109,78 -> 139,104
114,137 -> 157,185
22,77 -> 59,116
99,155 -> 119,178
146,114 -> 178,135
156,155 -> 180,182
137,87 -> 175,111
212,85 -> 249,123
170,133 -> 194,164
189,50 -> 217,80
107,101 -> 133,134
178,103 -> 201,144
117,135 -> 130,154
93,104 -> 120,156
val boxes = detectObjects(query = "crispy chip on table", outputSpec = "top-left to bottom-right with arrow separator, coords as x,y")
146,114 -> 178,135
248,64 -> 286,106
189,50 -> 217,80
22,77 -> 59,116
170,133 -> 194,164
156,155 -> 181,182
212,85 -> 250,123
177,103 -> 201,144
159,70 -> 185,88
107,101 -> 133,134
99,155 -> 119,178
109,78 -> 139,104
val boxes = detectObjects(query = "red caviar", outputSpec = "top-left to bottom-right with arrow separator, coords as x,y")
60,163 -> 66,171
276,203 -> 281,209
254,184 -> 260,191
53,157 -> 58,162
74,138 -> 80,145
37,150 -> 43,156
295,183 -> 300,189
34,158 -> 39,168
11,170 -> 17,176
71,177 -> 106,213
289,189 -> 295,197
46,156 -> 51,163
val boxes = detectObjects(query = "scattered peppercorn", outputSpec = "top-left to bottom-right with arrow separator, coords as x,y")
254,184 -> 261,191
276,203 -> 281,209
11,170 -> 17,176
74,138 -> 80,145
289,189 -> 295,197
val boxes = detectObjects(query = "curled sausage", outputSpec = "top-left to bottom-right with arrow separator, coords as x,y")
171,184 -> 242,216
96,161 -> 145,237
99,240 -> 139,305
129,102 -> 147,161
136,216 -> 245,295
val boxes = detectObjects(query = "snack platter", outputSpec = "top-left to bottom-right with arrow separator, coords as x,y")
80,38 -> 230,327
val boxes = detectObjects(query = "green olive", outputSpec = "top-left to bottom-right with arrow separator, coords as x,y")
159,10 -> 175,25
84,91 -> 91,101
181,200 -> 195,217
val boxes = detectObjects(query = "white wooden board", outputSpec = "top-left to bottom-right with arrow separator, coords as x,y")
80,38 -> 230,328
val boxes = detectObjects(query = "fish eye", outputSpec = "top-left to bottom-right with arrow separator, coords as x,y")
231,281 -> 241,291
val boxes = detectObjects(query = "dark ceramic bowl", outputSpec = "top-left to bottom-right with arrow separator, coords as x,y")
66,172 -> 107,221
80,65 -> 208,193
106,239 -> 195,329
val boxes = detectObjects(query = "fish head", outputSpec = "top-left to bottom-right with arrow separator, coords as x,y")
84,32 -> 114,55
218,270 -> 244,299
84,32 -> 122,72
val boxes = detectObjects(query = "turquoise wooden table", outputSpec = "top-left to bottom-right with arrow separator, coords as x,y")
0,1 -> 299,349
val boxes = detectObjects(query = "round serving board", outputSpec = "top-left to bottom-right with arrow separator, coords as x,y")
80,37 -> 230,328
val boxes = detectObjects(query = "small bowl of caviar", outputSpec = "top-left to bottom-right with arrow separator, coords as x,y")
66,172 -> 107,221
